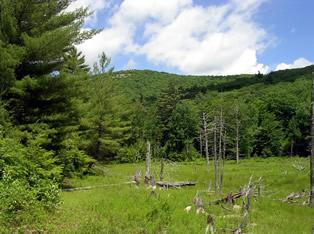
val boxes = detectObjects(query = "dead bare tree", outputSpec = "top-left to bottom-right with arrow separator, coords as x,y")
213,118 -> 219,193
133,170 -> 141,187
145,140 -> 151,185
210,103 -> 228,194
218,107 -> 224,193
202,112 -> 210,165
160,157 -> 165,181
213,106 -> 226,193
220,130 -> 226,188
311,72 -> 314,205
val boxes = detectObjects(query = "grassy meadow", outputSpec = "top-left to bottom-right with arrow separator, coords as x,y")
43,157 -> 313,234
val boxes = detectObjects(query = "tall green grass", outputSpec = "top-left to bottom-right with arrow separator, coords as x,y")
44,157 -> 313,233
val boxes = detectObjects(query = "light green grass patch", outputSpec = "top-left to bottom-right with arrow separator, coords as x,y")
45,157 -> 313,233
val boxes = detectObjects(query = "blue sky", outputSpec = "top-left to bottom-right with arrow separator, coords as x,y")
68,0 -> 314,75
254,0 -> 314,69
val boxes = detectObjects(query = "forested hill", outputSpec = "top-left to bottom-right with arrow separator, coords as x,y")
112,65 -> 314,102
102,65 -> 314,159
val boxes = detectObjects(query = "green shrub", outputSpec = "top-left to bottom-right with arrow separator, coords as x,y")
59,135 -> 95,178
0,136 -> 61,231
117,141 -> 146,163
0,172 -> 59,231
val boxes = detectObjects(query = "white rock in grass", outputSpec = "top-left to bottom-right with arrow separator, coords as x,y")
233,205 -> 241,212
196,207 -> 205,214
184,206 -> 192,213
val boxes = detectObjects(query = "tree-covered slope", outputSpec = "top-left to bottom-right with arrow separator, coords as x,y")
112,65 -> 314,102
108,65 -> 314,159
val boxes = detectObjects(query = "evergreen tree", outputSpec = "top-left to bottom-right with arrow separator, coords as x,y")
93,52 -> 114,74
80,75 -> 131,161
0,0 -> 97,81
0,0 -> 97,176
251,112 -> 285,157
155,81 -> 182,150
63,47 -> 90,74
167,100 -> 199,159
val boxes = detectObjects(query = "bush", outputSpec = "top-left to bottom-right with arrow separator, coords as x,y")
0,172 -> 59,231
59,135 -> 95,178
0,135 -> 61,231
117,141 -> 146,163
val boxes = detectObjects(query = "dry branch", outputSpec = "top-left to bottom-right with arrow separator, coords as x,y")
281,191 -> 310,203
156,181 -> 196,188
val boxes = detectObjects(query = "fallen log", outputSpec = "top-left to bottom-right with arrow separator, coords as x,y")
156,181 -> 196,188
281,191 -> 310,203
62,182 -> 133,192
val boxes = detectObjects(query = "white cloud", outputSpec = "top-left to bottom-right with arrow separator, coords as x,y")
275,58 -> 312,71
77,26 -> 132,65
66,0 -> 108,25
77,0 -> 272,75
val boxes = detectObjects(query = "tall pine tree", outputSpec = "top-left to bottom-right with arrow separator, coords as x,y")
0,0 -> 97,176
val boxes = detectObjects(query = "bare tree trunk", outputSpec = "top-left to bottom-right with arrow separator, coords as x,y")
145,140 -> 151,185
220,130 -> 226,190
310,72 -> 314,205
160,158 -> 165,182
214,120 -> 219,193
203,113 -> 209,165
218,107 -> 224,193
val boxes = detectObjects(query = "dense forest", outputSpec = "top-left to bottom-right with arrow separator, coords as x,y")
0,0 -> 313,231
112,66 -> 313,161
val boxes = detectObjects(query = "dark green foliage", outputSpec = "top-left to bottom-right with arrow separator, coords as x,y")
63,47 -> 90,74
80,75 -> 132,161
156,81 -> 182,148
251,112 -> 286,157
93,52 -> 114,74
0,0 -> 97,176
118,140 -> 147,163
58,134 -> 95,178
0,0 -> 97,80
0,1 -> 97,229
167,101 -> 199,158
114,66 -> 313,159
0,134 -> 60,229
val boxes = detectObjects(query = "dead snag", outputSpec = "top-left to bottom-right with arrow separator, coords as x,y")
200,129 -> 203,156
235,103 -> 241,164
213,118 -> 219,193
133,170 -> 141,186
150,176 -> 157,195
160,158 -> 165,181
203,112 -> 210,165
194,192 -> 205,214
205,214 -> 215,234
144,140 -> 151,185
